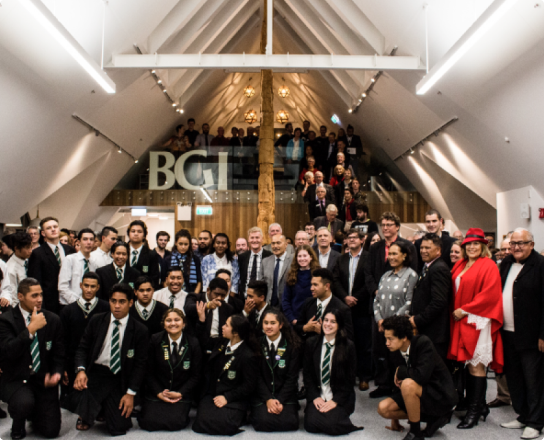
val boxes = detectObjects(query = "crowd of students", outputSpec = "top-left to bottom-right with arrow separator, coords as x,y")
0,209 -> 542,440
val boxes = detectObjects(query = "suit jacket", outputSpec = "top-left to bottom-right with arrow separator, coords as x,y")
304,184 -> 335,206
319,248 -> 341,272
303,335 -> 356,413
237,249 -> 272,299
313,216 -> 344,237
365,237 -> 418,294
338,200 -> 357,224
333,251 -> 371,317
145,331 -> 202,401
96,264 -> 140,301
27,243 -> 76,313
262,252 -> 294,304
415,234 -> 457,272
0,307 -> 65,401
500,250 -> 544,350
295,295 -> 354,340
410,259 -> 452,345
309,198 -> 333,221
247,303 -> 272,339
346,134 -> 363,156
74,312 -> 149,393
130,246 -> 160,289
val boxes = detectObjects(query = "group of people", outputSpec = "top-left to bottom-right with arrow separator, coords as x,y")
0,209 -> 542,440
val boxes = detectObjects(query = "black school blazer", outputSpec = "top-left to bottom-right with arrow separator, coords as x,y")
96,264 -> 140,301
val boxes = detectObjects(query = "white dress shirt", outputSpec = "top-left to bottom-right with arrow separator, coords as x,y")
204,294 -> 221,338
317,294 -> 333,317
266,335 -> 282,351
503,262 -> 523,332
77,296 -> 98,312
348,248 -> 363,295
154,287 -> 188,312
246,249 -> 264,291
90,247 -> 112,269
168,333 -> 183,354
320,338 -> 335,401
0,260 -> 13,303
318,248 -> 332,269
47,242 -> 66,264
6,255 -> 27,303
226,339 -> 243,353
19,305 -> 34,339
400,344 -> 411,364
135,300 -> 155,319
58,252 -> 97,305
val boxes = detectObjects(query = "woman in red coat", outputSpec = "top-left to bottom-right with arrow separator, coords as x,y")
448,228 -> 503,430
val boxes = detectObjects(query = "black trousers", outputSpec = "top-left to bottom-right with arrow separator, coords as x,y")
372,318 -> 394,388
502,330 -> 544,430
304,402 -> 362,435
250,403 -> 299,432
139,398 -> 191,431
353,315 -> 373,382
7,379 -> 61,438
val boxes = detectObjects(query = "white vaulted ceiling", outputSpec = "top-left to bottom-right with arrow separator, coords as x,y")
0,0 -> 543,233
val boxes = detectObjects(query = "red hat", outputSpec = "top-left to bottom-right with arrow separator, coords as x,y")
461,228 -> 488,246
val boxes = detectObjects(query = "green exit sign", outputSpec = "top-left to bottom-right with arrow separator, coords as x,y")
196,205 -> 213,216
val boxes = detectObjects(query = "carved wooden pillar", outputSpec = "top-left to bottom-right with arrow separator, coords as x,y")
257,0 -> 275,242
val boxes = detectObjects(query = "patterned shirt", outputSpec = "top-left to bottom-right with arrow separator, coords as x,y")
373,266 -> 418,322
201,253 -> 240,293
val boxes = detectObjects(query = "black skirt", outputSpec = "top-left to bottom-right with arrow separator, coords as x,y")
192,395 -> 246,436
304,402 -> 363,435
139,398 -> 191,431
250,403 -> 299,432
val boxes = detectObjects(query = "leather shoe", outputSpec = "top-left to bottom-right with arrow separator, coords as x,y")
521,427 -> 541,439
11,428 -> 26,440
501,420 -> 526,429
369,387 -> 392,398
359,381 -> 369,391
488,398 -> 510,408
297,386 -> 307,400
402,432 -> 424,440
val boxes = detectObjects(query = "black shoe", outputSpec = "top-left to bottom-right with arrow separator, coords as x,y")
457,376 -> 488,429
297,386 -> 307,400
0,407 -> 7,418
488,398 -> 509,408
369,387 -> 393,398
130,409 -> 140,419
402,432 -> 424,440
423,411 -> 453,437
11,428 -> 26,440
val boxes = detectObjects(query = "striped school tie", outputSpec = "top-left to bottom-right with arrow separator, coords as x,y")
321,342 -> 332,386
116,267 -> 123,282
24,260 -> 28,275
131,250 -> 138,266
54,246 -> 62,266
83,259 -> 89,275
169,295 -> 176,309
315,303 -> 323,320
27,316 -> 41,373
110,320 -> 121,374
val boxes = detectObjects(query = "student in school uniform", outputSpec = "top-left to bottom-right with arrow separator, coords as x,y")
216,269 -> 244,314
59,272 -> 110,393
192,314 -> 259,436
130,276 -> 168,336
139,308 -> 203,431
250,308 -> 301,432
66,283 -> 149,436
0,278 -> 65,439
243,280 -> 271,339
303,309 -> 363,435
153,268 -> 189,311
96,241 -> 140,301
127,220 -> 160,289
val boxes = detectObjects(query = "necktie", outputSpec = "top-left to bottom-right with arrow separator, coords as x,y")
225,347 -> 233,355
315,303 -> 323,320
27,315 -> 41,373
85,302 -> 91,311
205,134 -> 209,146
54,246 -> 62,266
24,260 -> 28,275
327,222 -> 331,232
249,254 -> 258,281
272,258 -> 280,307
110,320 -> 121,374
255,312 -> 260,326
142,308 -> 149,319
116,267 -> 123,281
131,250 -> 138,266
171,341 -> 179,365
269,343 -> 276,361
169,295 -> 176,309
83,259 -> 89,275
321,342 -> 332,385
320,200 -> 324,211
418,265 -> 429,285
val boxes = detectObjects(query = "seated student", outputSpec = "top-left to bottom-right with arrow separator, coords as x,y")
0,278 -> 65,439
243,280 -> 270,339
153,268 -> 188,311
130,276 -> 169,336
192,315 -> 258,436
303,310 -> 363,435
216,268 -> 244,314
377,315 -> 458,439
295,268 -> 353,340
139,308 -> 202,431
96,241 -> 139,300
184,278 -> 234,355
60,272 -> 110,392
67,283 -> 149,436
250,308 -> 301,432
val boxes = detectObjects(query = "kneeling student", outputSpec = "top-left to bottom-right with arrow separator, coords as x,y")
67,283 -> 149,436
139,308 -> 202,431
377,315 -> 458,439
303,310 -> 363,435
192,314 -> 258,436
250,308 -> 300,432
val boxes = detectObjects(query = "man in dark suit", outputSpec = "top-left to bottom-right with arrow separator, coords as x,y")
345,125 -> 364,179
409,233 -> 452,361
499,229 -> 544,438
333,229 -> 372,391
314,205 -> 344,237
315,228 -> 340,271
126,220 -> 160,289
295,268 -> 353,340
67,283 -> 149,435
96,241 -> 140,300
309,186 -> 333,220
27,217 -> 76,313
130,276 -> 168,336
237,227 -> 272,299
414,209 -> 457,271
242,280 -> 270,339
0,278 -> 65,439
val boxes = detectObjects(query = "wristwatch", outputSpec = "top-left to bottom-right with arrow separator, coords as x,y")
76,367 -> 86,373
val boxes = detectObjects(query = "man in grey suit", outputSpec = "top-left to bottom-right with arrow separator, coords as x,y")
315,227 -> 341,271
263,223 -> 295,256
262,234 -> 293,307
314,204 -> 344,237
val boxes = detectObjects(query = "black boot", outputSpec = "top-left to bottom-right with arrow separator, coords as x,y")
457,376 -> 487,429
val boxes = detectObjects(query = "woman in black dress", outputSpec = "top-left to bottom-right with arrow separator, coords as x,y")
250,308 -> 301,432
139,308 -> 202,431
303,309 -> 363,435
192,314 -> 259,436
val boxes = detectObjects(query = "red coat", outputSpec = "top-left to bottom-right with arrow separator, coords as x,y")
448,257 -> 504,373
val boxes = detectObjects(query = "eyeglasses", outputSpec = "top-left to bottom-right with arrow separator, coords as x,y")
381,223 -> 397,228
510,241 -> 532,248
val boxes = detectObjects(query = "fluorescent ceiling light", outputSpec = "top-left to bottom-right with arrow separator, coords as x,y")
416,0 -> 519,95
158,216 -> 169,220
131,208 -> 147,216
200,188 -> 213,204
18,0 -> 116,93
6,223 -> 23,227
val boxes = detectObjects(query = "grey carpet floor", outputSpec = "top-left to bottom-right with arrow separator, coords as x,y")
0,379 -> 523,439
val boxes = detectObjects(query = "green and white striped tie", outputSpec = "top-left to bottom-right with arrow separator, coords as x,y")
315,303 -> 323,321
116,267 -> 123,282
131,250 -> 138,266
110,320 -> 121,374
169,295 -> 176,309
83,259 -> 89,275
321,342 -> 332,386
54,246 -> 61,266
27,316 -> 41,373
24,260 -> 28,275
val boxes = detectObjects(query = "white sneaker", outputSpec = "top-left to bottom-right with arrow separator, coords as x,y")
501,420 -> 526,429
521,427 -> 540,439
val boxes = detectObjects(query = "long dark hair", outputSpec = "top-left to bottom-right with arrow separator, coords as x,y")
262,308 -> 301,351
212,232 -> 234,263
323,309 -> 355,389
229,314 -> 260,354
363,231 -> 381,252
174,229 -> 194,280
287,245 -> 319,286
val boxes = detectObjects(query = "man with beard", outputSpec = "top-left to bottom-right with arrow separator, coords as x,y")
195,230 -> 212,260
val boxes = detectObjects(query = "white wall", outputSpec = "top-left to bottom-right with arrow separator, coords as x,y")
497,186 -> 544,250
